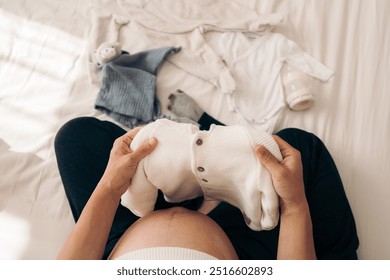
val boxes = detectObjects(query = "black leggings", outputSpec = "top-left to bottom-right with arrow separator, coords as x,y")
54,116 -> 359,260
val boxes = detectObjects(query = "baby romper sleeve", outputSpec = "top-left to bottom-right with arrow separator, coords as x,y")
282,36 -> 334,81
281,35 -> 334,110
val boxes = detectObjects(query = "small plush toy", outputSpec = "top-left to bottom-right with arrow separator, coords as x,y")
95,42 -> 122,66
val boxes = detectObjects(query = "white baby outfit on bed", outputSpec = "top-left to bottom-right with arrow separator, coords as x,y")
211,32 -> 334,132
121,119 -> 282,231
90,1 -> 333,132
89,0 -> 284,94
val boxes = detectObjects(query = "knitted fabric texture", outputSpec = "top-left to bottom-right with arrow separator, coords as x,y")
95,47 -> 181,127
115,247 -> 218,260
121,119 -> 283,231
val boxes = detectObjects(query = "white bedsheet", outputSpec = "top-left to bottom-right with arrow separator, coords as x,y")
0,0 -> 389,259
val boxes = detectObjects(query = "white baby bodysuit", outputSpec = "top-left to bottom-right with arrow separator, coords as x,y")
89,0 -> 284,93
121,119 -> 282,231
213,31 -> 334,132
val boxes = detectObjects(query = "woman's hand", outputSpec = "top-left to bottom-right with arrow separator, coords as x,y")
256,136 -> 316,259
57,126 -> 158,260
99,127 -> 158,202
255,136 -> 306,213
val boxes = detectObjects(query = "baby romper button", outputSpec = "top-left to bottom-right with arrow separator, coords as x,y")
196,139 -> 203,145
197,167 -> 205,172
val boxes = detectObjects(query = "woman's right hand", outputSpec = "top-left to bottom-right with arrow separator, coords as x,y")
99,127 -> 158,203
255,136 -> 306,213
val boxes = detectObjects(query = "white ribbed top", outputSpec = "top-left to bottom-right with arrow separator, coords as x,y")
114,247 -> 218,260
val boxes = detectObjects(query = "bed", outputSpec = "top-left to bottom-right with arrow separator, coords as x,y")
0,0 -> 389,260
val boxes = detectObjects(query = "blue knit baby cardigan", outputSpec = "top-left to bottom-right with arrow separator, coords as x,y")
95,46 -> 181,127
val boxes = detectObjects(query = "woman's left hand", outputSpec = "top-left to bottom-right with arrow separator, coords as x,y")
99,127 -> 158,202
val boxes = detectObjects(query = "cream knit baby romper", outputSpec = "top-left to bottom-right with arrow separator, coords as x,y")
121,119 -> 282,231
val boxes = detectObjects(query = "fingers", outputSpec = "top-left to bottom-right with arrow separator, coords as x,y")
273,135 -> 292,155
129,137 -> 158,164
114,127 -> 142,149
112,126 -> 158,166
255,145 -> 282,173
122,127 -> 142,146
273,135 -> 301,160
273,135 -> 291,150
127,126 -> 142,138
255,135 -> 296,173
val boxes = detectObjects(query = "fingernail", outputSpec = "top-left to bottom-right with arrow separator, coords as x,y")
149,138 -> 157,145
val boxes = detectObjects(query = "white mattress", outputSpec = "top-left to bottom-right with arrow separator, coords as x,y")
0,0 -> 389,259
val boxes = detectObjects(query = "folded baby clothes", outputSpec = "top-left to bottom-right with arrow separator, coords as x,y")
95,47 -> 181,128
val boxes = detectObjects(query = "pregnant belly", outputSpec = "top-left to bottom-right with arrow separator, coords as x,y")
108,207 -> 238,260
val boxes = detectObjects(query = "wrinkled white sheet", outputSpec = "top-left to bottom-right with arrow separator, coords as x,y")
0,0 -> 389,259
